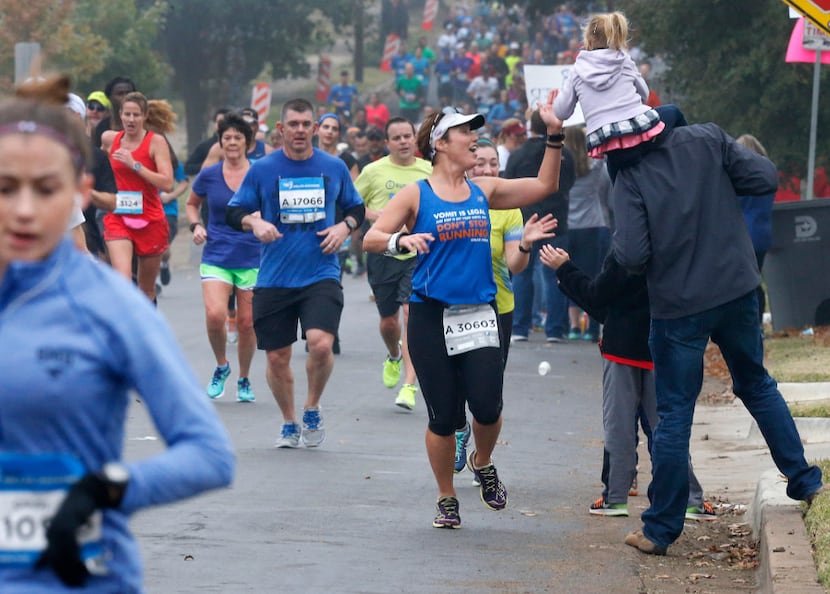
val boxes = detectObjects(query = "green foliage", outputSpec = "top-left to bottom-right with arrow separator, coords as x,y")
161,0 -> 354,150
617,0 -> 830,176
803,459 -> 830,587
71,0 -> 170,95
0,0 -> 170,97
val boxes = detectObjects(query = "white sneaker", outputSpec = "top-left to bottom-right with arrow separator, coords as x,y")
301,408 -> 326,447
275,422 -> 300,448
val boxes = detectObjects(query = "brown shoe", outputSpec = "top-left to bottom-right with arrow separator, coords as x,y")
625,530 -> 667,556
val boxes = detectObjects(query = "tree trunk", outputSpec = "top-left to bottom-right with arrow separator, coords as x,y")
354,0 -> 365,83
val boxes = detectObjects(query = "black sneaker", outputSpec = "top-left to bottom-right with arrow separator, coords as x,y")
160,262 -> 171,286
467,450 -> 508,510
433,496 -> 461,529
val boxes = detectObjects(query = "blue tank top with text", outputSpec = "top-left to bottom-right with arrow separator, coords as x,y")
410,179 -> 496,305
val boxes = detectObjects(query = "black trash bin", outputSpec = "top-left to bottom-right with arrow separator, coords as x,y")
764,199 -> 830,331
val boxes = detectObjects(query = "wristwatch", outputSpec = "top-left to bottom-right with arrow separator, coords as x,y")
98,462 -> 130,506
344,217 -> 357,232
132,162 -> 143,172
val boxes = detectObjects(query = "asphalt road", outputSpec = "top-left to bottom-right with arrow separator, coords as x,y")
125,257 -> 645,593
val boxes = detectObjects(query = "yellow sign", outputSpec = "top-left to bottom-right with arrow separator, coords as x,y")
782,0 -> 830,36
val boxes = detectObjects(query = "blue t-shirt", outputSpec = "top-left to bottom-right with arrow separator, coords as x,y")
248,140 -> 267,162
327,84 -> 359,114
192,162 -> 261,269
228,149 -> 363,288
410,179 -> 496,305
162,162 -> 187,217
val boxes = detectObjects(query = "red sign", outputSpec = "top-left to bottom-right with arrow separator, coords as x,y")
781,0 -> 830,35
380,34 -> 400,72
250,83 -> 271,124
316,56 -> 331,103
422,0 -> 438,31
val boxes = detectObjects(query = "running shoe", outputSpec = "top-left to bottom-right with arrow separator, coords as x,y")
510,334 -> 528,343
206,364 -> 231,399
432,496 -> 461,529
567,328 -> 581,340
226,315 -> 238,344
466,450 -> 508,510
629,476 -> 639,497
546,336 -> 563,344
589,497 -> 629,517
454,422 -> 471,473
395,384 -> 417,411
301,407 -> 326,447
275,422 -> 300,448
160,261 -> 171,286
685,501 -> 717,521
383,356 -> 402,388
236,377 -> 255,403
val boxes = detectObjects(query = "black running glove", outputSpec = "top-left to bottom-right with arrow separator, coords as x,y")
35,473 -> 114,587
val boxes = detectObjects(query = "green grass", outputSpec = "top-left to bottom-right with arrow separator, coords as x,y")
765,332 -> 830,383
804,459 -> 830,588
789,401 -> 830,418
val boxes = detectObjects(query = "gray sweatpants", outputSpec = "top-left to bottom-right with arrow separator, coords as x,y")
602,358 -> 703,506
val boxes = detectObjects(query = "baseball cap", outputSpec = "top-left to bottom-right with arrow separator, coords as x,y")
429,109 -> 485,150
86,90 -> 111,110
509,42 -> 520,50
65,93 -> 86,121
502,121 -> 526,135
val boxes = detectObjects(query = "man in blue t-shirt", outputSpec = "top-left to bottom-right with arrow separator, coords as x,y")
227,98 -> 366,450
327,70 -> 359,125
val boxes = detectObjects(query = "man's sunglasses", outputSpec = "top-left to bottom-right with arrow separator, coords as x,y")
87,103 -> 107,112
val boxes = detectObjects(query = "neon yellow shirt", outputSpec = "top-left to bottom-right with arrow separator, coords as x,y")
355,155 -> 433,212
489,208 -> 523,314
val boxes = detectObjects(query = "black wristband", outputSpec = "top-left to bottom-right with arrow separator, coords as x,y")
546,143 -> 563,150
189,222 -> 202,233
396,232 -> 411,255
518,243 -> 531,254
547,133 -> 565,143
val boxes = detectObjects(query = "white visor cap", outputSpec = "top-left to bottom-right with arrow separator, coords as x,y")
430,112 -> 486,150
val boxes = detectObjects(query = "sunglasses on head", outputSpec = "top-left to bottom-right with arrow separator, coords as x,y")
87,103 -> 107,112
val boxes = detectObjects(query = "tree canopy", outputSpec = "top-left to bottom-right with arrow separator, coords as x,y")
616,0 -> 830,176
162,0 -> 350,150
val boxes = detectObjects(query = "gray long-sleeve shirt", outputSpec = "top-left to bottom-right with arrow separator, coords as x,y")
612,123 -> 777,319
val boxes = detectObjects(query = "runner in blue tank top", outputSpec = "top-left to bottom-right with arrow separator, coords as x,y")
363,92 -> 565,529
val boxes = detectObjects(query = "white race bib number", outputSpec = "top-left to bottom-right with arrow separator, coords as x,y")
443,304 -> 500,356
279,177 -> 326,224
0,454 -> 104,571
114,191 -> 143,215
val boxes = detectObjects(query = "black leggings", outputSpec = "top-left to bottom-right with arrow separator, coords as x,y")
408,300 -> 504,436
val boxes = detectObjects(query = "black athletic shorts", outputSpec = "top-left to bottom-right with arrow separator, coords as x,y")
252,279 -> 343,351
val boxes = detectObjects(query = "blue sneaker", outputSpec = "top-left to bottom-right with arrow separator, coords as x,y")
236,377 -> 255,403
206,364 -> 230,399
301,407 -> 326,447
454,423 -> 471,473
467,450 -> 508,510
275,422 -> 300,448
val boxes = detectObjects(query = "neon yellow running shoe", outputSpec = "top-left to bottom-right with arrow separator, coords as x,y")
383,356 -> 402,388
395,383 -> 417,411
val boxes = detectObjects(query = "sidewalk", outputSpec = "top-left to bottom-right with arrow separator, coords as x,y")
691,382 -> 830,593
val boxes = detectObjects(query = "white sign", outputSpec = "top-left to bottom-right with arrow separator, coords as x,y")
803,20 -> 830,50
522,65 -> 585,128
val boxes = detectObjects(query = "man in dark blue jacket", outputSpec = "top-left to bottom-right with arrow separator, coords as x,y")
613,123 -> 824,555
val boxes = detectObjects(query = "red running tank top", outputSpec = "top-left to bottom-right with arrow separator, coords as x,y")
110,130 -> 165,223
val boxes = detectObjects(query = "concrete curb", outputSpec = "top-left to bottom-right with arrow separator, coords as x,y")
752,470 -> 825,593
748,384 -> 830,593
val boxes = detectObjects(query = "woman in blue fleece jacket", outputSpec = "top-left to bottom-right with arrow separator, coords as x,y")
0,76 -> 235,592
